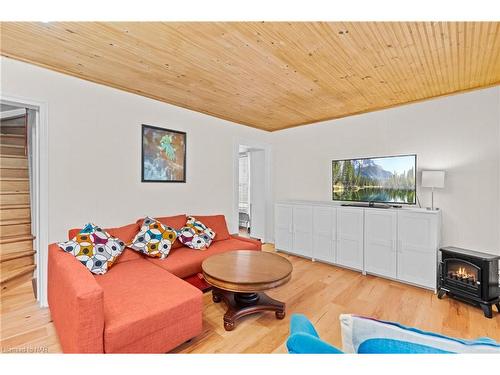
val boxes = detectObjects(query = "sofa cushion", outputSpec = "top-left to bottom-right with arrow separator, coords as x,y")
68,222 -> 139,242
188,215 -> 230,241
68,223 -> 143,264
155,214 -> 187,229
108,222 -> 141,242
130,217 -> 178,259
58,223 -> 125,275
94,259 -> 202,353
178,216 -> 216,250
107,223 -> 144,264
154,214 -> 187,249
178,226 -> 213,250
146,237 -> 261,279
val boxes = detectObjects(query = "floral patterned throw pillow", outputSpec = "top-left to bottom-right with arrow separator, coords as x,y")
178,216 -> 216,250
129,217 -> 178,258
57,223 -> 125,275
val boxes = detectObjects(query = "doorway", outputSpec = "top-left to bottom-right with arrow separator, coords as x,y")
0,103 -> 37,299
238,149 -> 251,237
1,96 -> 48,307
234,140 -> 271,243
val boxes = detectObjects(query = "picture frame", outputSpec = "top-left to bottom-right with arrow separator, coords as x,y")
141,124 -> 187,182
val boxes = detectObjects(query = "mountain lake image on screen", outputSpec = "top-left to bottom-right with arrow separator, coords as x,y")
332,155 -> 416,204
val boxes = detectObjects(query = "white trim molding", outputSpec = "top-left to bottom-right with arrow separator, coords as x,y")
0,108 -> 26,120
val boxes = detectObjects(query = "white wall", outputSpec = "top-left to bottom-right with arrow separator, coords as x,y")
2,56 -> 499,257
1,57 -> 269,243
271,87 -> 500,254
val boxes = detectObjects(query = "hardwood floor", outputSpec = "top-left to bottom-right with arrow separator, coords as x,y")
1,244 -> 499,353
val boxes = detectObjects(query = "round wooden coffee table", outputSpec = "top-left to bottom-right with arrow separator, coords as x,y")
202,250 -> 293,331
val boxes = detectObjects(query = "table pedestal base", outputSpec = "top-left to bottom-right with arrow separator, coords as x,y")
212,287 -> 286,331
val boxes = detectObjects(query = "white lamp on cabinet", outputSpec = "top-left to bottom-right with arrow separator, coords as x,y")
421,170 -> 445,210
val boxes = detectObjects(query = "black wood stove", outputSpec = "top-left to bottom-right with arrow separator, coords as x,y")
438,246 -> 500,318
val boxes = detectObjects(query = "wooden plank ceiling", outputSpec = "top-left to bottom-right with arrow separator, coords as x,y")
1,22 -> 499,131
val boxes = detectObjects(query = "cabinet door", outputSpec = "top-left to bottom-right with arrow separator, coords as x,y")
364,209 -> 397,278
336,208 -> 364,270
312,206 -> 336,263
397,211 -> 438,289
292,206 -> 313,258
274,205 -> 293,251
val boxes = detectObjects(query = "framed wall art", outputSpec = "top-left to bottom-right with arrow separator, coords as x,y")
141,124 -> 186,182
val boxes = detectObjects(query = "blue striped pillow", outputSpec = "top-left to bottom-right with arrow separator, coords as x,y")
340,314 -> 500,354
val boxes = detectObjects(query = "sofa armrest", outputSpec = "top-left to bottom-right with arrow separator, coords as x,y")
230,234 -> 262,249
286,314 -> 343,354
290,313 -> 320,337
286,333 -> 343,354
48,243 -> 104,353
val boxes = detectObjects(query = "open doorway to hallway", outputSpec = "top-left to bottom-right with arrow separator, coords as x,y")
237,144 -> 266,241
238,148 -> 250,237
0,103 -> 37,300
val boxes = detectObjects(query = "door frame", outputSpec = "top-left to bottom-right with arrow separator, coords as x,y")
233,137 -> 272,243
1,94 -> 49,307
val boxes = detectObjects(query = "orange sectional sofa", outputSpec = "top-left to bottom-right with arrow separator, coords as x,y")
48,214 -> 261,353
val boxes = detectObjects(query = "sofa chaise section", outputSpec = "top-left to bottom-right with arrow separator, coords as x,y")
94,259 -> 202,353
48,244 -> 202,353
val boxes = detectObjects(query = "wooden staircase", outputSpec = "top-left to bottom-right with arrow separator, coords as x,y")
0,113 -> 36,297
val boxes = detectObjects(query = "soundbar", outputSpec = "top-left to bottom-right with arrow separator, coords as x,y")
341,202 -> 396,209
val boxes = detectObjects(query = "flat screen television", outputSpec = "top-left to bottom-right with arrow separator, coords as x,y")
332,154 -> 416,204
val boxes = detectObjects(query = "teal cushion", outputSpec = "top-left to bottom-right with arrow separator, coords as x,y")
358,338 -> 453,354
287,314 -> 343,354
340,314 -> 500,354
287,333 -> 343,354
290,313 -> 320,338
